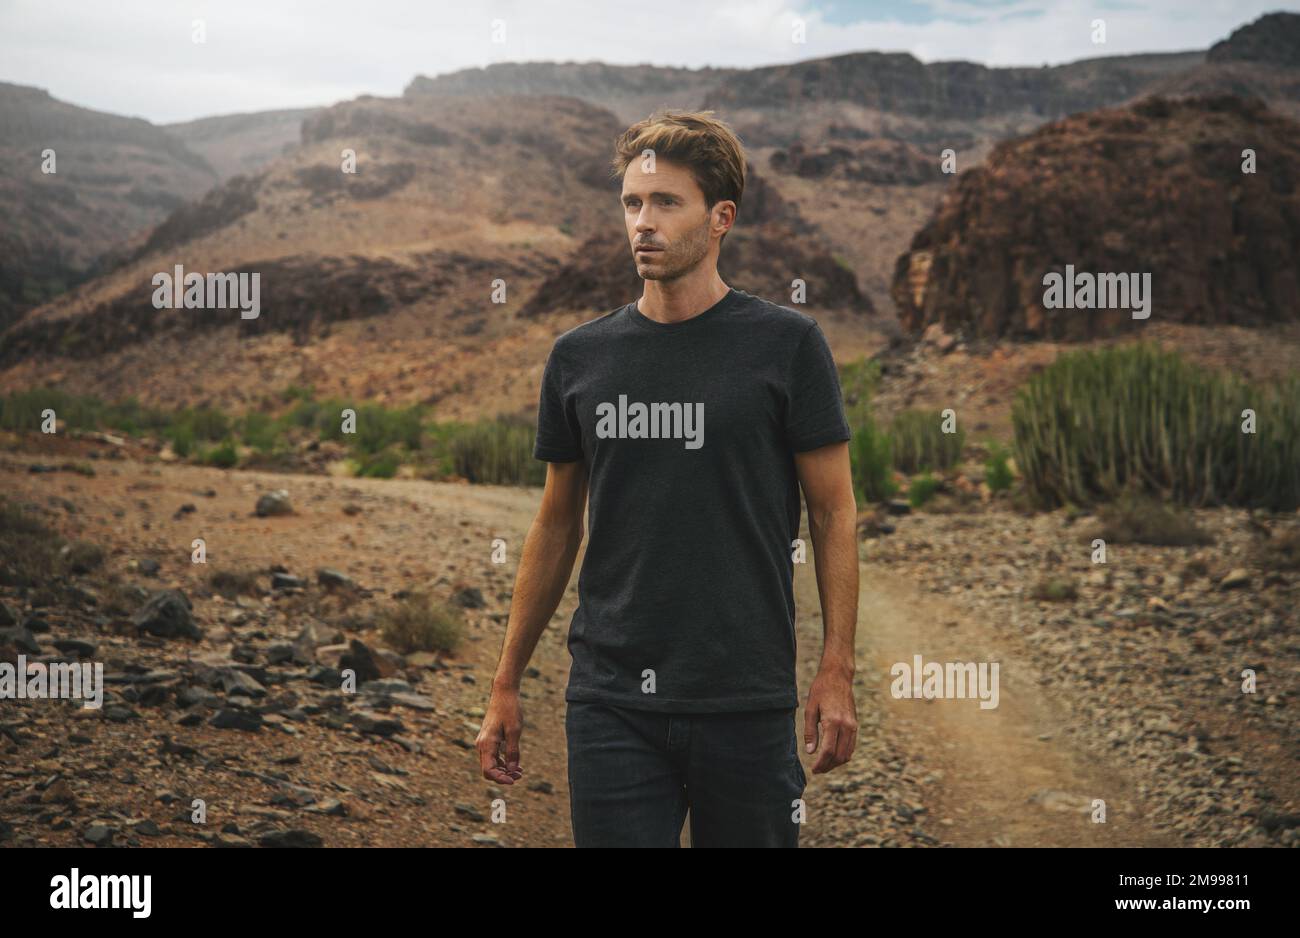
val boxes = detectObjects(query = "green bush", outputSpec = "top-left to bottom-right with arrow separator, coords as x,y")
201,438 -> 239,468
849,416 -> 896,504
239,411 -> 281,452
838,357 -> 880,428
1012,343 -> 1300,510
168,424 -> 195,457
355,451 -> 400,478
194,407 -> 231,440
0,387 -> 173,436
985,442 -> 1014,493
1030,576 -> 1079,602
908,473 -> 940,508
353,403 -> 424,455
452,416 -> 546,485
890,409 -> 964,474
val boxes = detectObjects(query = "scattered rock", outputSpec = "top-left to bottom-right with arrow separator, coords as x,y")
83,824 -> 115,846
132,590 -> 202,640
317,568 -> 356,590
1219,568 -> 1251,590
270,572 -> 305,590
0,626 -> 41,655
258,829 -> 323,848
349,711 -> 404,736
451,586 -> 486,609
255,490 -> 294,517
209,709 -> 263,731
338,639 -> 383,683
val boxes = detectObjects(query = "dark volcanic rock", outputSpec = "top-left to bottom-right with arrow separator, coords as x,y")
337,639 -> 382,683
891,95 -> 1300,340
132,590 -> 202,640
258,828 -> 323,848
0,625 -> 41,655
209,709 -> 263,731
450,586 -> 486,609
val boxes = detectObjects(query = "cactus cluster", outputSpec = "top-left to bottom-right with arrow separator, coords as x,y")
890,409 -> 965,474
1011,342 -> 1300,510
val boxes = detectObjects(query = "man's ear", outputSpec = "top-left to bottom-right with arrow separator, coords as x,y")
713,200 -> 736,237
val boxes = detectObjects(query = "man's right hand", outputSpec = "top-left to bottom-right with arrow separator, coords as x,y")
476,686 -> 525,784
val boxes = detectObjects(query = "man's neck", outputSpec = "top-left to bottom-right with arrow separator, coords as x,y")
637,275 -> 731,325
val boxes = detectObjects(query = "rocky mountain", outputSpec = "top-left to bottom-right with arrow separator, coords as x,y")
891,94 -> 1300,341
700,50 -> 1206,147
165,108 -> 317,182
768,138 -> 936,185
1140,13 -> 1300,122
0,82 -> 218,331
404,61 -> 741,125
1209,11 -> 1300,67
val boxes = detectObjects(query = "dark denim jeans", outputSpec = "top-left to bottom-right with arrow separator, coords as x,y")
565,701 -> 807,847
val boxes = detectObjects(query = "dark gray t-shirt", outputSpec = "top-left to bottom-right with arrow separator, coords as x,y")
533,287 -> 851,713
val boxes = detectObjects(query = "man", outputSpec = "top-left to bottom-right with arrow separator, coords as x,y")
477,109 -> 859,847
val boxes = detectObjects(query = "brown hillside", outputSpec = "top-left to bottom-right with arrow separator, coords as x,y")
0,84 -> 878,418
165,108 -> 317,182
0,82 -> 217,330
0,93 -> 629,415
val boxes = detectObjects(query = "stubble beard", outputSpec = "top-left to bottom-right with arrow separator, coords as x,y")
637,215 -> 712,282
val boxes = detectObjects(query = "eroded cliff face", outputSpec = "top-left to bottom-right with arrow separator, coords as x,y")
891,95 -> 1300,341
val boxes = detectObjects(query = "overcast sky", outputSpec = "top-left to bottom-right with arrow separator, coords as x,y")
1,0 -> 1293,124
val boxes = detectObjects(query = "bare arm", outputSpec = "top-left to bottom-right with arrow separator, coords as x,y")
477,459 -> 588,784
793,440 -> 860,774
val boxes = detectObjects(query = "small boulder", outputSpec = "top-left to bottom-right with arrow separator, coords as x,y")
255,490 -> 293,517
1219,568 -> 1251,590
317,568 -> 356,590
132,590 -> 202,640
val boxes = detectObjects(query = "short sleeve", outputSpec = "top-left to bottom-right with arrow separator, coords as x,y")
784,323 -> 852,452
534,343 -> 583,462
